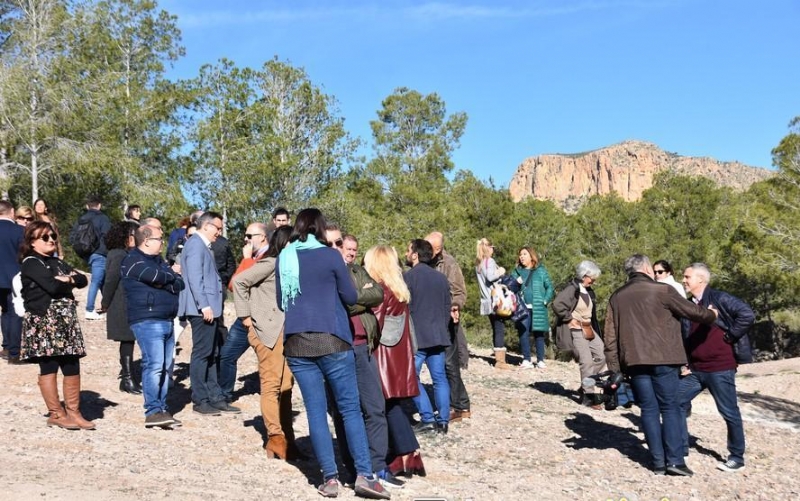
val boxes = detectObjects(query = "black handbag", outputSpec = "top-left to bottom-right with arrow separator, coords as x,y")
510,270 -> 533,323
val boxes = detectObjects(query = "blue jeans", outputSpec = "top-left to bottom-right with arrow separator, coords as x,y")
514,312 -> 547,363
413,346 -> 450,425
287,349 -> 372,481
131,320 -> 175,417
628,365 -> 684,468
1,289 -> 22,357
86,253 -> 106,312
679,369 -> 745,464
218,318 -> 250,401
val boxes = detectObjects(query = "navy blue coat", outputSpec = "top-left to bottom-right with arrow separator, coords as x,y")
0,219 -> 23,289
403,263 -> 451,350
121,247 -> 184,325
682,287 -> 755,364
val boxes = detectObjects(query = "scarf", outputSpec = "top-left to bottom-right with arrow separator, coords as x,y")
278,236 -> 326,310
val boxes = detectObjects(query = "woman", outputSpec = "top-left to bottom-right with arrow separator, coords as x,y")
19,221 -> 94,429
552,260 -> 606,409
232,226 -> 298,460
511,246 -> 554,369
99,221 -> 141,394
124,204 -> 141,225
32,198 -> 63,257
475,237 -> 510,369
364,244 -> 426,479
15,206 -> 34,227
654,259 -> 686,298
276,208 -> 387,499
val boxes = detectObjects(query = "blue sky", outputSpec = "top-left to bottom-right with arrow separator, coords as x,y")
161,0 -> 800,185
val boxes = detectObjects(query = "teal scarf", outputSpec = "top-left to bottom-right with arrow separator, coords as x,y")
278,237 -> 326,310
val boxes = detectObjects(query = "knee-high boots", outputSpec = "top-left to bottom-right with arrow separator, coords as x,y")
38,374 -> 79,430
63,375 -> 95,430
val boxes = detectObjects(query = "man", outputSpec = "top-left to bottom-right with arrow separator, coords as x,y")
121,225 -> 184,428
679,263 -> 753,473
178,211 -> 240,416
219,222 -> 270,402
73,195 -> 111,320
604,254 -> 717,476
272,207 -> 290,228
0,201 -> 24,363
404,239 -> 452,434
327,228 -> 401,487
426,231 -> 471,423
140,217 -> 162,230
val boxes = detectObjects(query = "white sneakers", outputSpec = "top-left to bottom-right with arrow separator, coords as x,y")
520,360 -> 535,369
84,310 -> 105,321
535,361 -> 547,369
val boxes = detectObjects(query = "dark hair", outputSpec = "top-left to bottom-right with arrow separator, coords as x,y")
85,194 -> 102,208
125,204 -> 141,220
106,221 -> 138,250
290,208 -> 327,243
20,221 -> 56,261
410,238 -> 434,264
177,216 -> 191,228
133,224 -> 160,247
653,259 -> 673,274
197,211 -> 223,230
517,246 -> 540,269
272,207 -> 290,219
266,226 -> 293,258
33,198 -> 49,214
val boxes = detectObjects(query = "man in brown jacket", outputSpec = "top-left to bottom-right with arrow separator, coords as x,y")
604,254 -> 717,477
426,232 -> 471,422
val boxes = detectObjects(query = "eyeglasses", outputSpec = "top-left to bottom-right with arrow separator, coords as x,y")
38,233 -> 58,242
244,233 -> 263,240
654,270 -> 668,275
334,238 -> 344,248
147,237 -> 164,242
210,224 -> 223,233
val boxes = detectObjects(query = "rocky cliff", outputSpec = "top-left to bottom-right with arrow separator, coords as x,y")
508,140 -> 774,206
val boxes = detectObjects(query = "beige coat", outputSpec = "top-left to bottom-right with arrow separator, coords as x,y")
232,256 -> 284,349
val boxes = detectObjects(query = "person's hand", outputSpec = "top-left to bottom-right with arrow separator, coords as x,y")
362,283 -> 373,289
450,306 -> 460,324
708,305 -> 719,318
242,316 -> 252,329
516,276 -> 523,284
242,244 -> 253,260
201,306 -> 214,323
54,275 -> 71,283
497,267 -> 506,275
171,263 -> 181,274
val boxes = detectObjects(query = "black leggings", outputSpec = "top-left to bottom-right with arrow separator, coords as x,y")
38,356 -> 80,377
119,340 -> 135,359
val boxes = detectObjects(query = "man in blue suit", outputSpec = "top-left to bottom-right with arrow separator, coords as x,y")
0,201 -> 24,364
178,211 -> 240,416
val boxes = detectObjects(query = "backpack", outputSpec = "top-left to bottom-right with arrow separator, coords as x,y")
70,217 -> 100,259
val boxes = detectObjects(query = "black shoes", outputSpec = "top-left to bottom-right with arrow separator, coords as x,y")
193,402 -> 222,416
666,464 -> 694,476
145,411 -> 178,428
436,423 -> 449,435
412,421 -> 435,434
210,400 -> 241,414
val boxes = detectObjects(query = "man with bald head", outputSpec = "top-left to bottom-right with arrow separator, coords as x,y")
426,231 -> 471,423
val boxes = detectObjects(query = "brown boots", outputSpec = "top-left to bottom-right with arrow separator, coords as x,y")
494,348 -> 513,370
38,374 -> 80,430
62,375 -> 95,430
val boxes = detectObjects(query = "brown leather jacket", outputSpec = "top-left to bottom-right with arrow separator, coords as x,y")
432,250 -> 466,310
604,273 -> 716,372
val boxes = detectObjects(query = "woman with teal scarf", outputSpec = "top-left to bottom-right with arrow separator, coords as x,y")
275,208 -> 390,500
510,246 -> 554,369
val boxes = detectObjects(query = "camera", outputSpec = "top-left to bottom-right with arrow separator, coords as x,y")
582,370 -> 633,410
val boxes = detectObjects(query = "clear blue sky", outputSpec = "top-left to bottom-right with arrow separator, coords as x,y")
161,0 -> 799,185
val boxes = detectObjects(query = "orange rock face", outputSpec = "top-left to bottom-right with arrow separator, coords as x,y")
508,140 -> 774,206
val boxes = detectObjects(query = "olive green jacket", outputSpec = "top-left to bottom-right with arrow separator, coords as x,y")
346,263 -> 384,349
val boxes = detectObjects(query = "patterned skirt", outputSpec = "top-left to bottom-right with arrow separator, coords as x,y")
20,298 -> 86,361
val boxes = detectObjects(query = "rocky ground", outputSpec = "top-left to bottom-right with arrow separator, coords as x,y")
1,283 -> 799,501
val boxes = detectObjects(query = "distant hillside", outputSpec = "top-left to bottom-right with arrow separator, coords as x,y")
508,140 -> 774,207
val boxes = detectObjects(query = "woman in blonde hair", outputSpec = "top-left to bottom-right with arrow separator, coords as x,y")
475,237 -> 510,369
364,245 -> 426,479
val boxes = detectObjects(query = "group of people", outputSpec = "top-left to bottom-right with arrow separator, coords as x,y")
1,195 -> 755,490
475,240 -> 752,477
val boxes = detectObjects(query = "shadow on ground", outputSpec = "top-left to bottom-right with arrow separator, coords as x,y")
563,411 -> 650,468
739,391 -> 800,426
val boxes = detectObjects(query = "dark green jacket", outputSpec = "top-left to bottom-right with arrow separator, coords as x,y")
511,265 -> 554,332
346,263 -> 384,350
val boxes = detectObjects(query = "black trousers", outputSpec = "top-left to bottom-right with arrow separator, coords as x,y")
445,320 -> 470,411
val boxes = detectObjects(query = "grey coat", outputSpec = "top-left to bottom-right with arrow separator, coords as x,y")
232,257 -> 284,349
101,248 -> 135,342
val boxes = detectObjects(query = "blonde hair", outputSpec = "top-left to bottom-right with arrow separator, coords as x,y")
16,206 -> 33,219
475,237 -> 493,265
364,245 -> 411,303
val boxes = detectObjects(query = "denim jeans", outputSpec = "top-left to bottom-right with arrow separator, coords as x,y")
628,364 -> 684,468
131,320 -> 174,416
188,316 -> 225,406
413,346 -> 450,425
513,314 -> 547,362
287,349 -> 372,481
1,289 -> 22,356
86,253 -> 106,312
218,318 -> 250,401
679,369 -> 745,464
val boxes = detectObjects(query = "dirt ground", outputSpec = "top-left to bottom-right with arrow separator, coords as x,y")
1,283 -> 799,501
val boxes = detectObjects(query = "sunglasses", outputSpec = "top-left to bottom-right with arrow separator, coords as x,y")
244,233 -> 263,240
18,216 -> 34,221
39,233 -> 58,242
333,238 -> 344,248
654,270 -> 668,275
